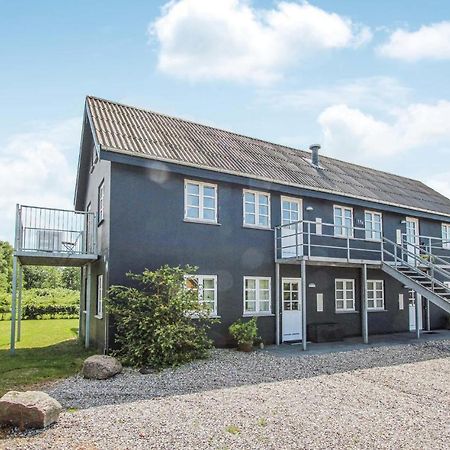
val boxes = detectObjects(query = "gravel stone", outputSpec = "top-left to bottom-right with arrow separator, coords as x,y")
2,340 -> 450,449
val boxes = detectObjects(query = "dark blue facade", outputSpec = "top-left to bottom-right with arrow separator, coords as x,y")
77,144 -> 450,350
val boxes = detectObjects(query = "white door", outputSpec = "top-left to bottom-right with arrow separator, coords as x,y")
408,291 -> 423,331
405,217 -> 420,266
282,278 -> 302,342
281,197 -> 302,258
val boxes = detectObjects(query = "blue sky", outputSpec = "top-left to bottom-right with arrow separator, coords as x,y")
1,0 -> 450,241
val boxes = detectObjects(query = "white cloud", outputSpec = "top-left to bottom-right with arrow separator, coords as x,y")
150,0 -> 371,83
0,118 -> 80,242
258,76 -> 410,112
378,21 -> 450,62
318,100 -> 450,163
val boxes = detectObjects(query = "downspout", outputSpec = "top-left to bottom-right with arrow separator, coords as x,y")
85,263 -> 92,348
275,263 -> 280,345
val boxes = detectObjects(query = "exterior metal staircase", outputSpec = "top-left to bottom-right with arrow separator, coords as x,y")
381,237 -> 450,314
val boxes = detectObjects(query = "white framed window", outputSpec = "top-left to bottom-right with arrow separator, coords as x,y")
442,223 -> 450,249
243,190 -> 271,229
367,280 -> 384,310
365,211 -> 383,241
334,205 -> 353,237
335,279 -> 355,312
96,274 -> 103,318
281,196 -> 301,229
185,275 -> 218,316
184,180 -> 217,223
98,181 -> 105,223
243,277 -> 271,315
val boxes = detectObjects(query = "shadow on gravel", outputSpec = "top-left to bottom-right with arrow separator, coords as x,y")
46,338 -> 450,410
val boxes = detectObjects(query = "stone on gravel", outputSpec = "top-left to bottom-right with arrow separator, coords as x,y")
82,355 -> 122,380
0,391 -> 62,429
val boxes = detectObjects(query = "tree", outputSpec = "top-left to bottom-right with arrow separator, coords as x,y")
0,241 -> 13,293
22,266 -> 62,290
108,265 -> 217,369
61,267 -> 81,291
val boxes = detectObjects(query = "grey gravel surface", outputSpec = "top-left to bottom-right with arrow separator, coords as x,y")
2,340 -> 450,449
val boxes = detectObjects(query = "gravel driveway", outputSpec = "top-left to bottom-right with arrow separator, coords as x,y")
2,340 -> 450,449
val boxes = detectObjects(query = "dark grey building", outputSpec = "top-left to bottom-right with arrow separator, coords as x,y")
11,96 -> 450,352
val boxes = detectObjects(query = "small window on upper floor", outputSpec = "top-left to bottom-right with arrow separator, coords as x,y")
334,205 -> 353,238
442,223 -> 450,249
243,190 -> 271,229
91,145 -> 98,171
184,180 -> 218,223
96,274 -> 103,319
98,181 -> 105,224
365,211 -> 382,241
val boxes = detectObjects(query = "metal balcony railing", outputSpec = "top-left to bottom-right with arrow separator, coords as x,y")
274,219 -> 450,265
15,205 -> 97,256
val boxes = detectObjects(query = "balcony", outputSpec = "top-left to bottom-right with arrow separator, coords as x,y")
274,220 -> 450,267
14,205 -> 99,266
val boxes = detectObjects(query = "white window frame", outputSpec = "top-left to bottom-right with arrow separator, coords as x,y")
185,274 -> 218,316
98,180 -> 105,223
96,274 -> 103,319
184,179 -> 218,224
365,210 -> 383,241
442,223 -> 450,249
367,280 -> 385,311
335,279 -> 355,312
333,205 -> 354,238
243,276 -> 272,315
243,190 -> 271,229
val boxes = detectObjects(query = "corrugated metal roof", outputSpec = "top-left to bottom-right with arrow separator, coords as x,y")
86,96 -> 450,217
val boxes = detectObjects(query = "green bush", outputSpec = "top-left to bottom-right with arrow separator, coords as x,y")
0,288 -> 79,320
229,317 -> 258,345
108,265 -> 218,369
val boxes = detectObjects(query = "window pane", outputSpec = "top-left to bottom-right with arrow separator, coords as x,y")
259,279 -> 269,290
245,213 -> 256,225
245,202 -> 256,214
336,290 -> 344,300
203,186 -> 215,197
203,278 -> 215,289
259,290 -> 270,301
186,183 -> 199,195
186,207 -> 199,219
185,277 -> 198,290
203,209 -> 215,221
260,301 -> 270,312
203,197 -> 215,209
259,195 -> 269,206
245,290 -> 256,301
244,192 -> 255,203
245,301 -> 256,312
346,290 -> 353,298
187,194 -> 199,207
291,301 -> 299,310
246,279 -> 256,289
346,299 -> 354,309
203,290 -> 215,301
284,301 -> 291,310
368,299 -> 375,308
336,281 -> 344,290
336,299 -> 344,309
259,215 -> 269,227
259,205 -> 269,216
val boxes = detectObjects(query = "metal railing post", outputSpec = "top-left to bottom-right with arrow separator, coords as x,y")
307,221 -> 311,258
346,233 -> 350,261
295,223 -> 299,258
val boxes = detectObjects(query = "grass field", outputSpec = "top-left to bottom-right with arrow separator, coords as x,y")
0,319 -> 93,396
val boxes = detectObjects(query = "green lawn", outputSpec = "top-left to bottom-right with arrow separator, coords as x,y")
0,319 -> 94,396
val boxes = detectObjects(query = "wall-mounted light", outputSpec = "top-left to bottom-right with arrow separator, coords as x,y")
308,283 -> 316,288
306,206 -> 314,212
400,220 -> 407,225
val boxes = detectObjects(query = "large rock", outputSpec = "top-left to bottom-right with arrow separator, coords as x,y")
0,391 -> 62,429
82,355 -> 122,380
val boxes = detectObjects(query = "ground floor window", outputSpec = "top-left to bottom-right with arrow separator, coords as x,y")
96,274 -> 103,318
185,275 -> 218,316
335,279 -> 355,312
367,280 -> 384,310
244,277 -> 271,314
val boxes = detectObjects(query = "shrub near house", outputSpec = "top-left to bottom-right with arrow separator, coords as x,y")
108,265 -> 218,370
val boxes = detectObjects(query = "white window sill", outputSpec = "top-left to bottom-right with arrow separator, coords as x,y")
94,315 -> 103,320
184,218 -> 220,226
242,225 -> 272,231
368,309 -> 387,313
335,310 -> 358,314
242,313 -> 274,317
333,235 -> 354,239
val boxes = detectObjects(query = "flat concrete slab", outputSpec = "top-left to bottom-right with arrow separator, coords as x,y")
265,329 -> 450,356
